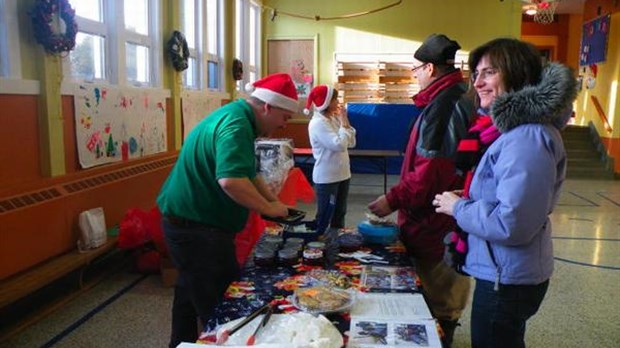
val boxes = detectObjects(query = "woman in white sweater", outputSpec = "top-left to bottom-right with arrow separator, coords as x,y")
304,85 -> 357,232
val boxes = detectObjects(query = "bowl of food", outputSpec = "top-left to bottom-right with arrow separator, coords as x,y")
357,221 -> 399,245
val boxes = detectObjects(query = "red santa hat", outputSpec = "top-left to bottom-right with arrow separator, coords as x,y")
246,73 -> 299,112
303,85 -> 334,115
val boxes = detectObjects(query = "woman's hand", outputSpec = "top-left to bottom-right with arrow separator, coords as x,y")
433,191 -> 461,216
336,106 -> 352,128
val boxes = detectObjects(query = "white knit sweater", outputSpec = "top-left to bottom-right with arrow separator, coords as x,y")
308,112 -> 356,184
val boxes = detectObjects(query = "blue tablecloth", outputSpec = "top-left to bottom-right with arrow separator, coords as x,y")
347,103 -> 421,174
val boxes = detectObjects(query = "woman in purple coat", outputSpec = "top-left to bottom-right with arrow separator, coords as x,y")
434,38 -> 577,347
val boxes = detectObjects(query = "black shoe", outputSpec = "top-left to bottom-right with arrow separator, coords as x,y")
439,319 -> 459,348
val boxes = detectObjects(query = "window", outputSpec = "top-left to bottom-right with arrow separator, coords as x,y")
205,0 -> 222,90
181,0 -> 224,91
182,0 -> 198,88
65,0 -> 161,87
0,0 -> 22,78
236,0 -> 261,92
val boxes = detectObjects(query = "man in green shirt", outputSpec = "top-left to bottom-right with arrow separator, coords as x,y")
157,73 -> 298,347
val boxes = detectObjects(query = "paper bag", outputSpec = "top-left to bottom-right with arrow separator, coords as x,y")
78,207 -> 108,252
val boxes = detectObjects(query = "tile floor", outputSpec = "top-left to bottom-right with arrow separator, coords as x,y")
2,174 -> 619,348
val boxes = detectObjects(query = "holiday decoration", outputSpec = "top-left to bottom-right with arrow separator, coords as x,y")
167,30 -> 190,71
30,0 -> 78,54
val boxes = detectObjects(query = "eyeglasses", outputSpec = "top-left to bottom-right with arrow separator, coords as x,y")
472,68 -> 499,82
411,63 -> 429,73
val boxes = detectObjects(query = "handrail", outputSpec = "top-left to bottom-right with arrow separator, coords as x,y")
590,95 -> 613,133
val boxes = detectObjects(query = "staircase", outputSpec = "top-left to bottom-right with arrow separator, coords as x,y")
562,125 -> 615,179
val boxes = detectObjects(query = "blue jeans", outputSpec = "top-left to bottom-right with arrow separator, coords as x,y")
314,179 -> 350,230
162,217 -> 240,348
471,278 -> 549,348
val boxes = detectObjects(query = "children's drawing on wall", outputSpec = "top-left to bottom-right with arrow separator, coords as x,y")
267,38 -> 315,100
291,59 -> 313,97
181,92 -> 221,139
74,84 -> 167,168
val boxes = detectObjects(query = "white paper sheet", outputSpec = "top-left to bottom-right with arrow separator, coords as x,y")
349,293 -> 433,320
347,293 -> 441,348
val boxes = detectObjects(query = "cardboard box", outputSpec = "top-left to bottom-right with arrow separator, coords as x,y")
160,256 -> 178,287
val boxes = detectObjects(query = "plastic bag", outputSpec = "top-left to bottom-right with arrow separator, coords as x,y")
118,207 -> 166,253
78,207 -> 108,252
255,138 -> 294,196
118,208 -> 150,249
235,211 -> 266,266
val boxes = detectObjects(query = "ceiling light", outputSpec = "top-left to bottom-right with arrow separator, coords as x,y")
524,5 -> 537,15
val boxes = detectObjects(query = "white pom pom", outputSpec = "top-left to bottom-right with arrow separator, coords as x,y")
303,108 -> 311,115
245,82 -> 255,92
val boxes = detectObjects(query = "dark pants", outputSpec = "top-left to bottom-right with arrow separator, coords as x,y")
162,218 -> 240,348
314,179 -> 350,230
471,278 -> 549,348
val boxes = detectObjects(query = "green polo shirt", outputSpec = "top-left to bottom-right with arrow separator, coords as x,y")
157,99 -> 257,233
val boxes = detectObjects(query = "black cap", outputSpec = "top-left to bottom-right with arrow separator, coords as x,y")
414,34 -> 461,65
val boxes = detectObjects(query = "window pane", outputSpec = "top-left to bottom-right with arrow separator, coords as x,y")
208,61 -> 218,89
126,43 -> 149,84
71,0 -> 103,22
183,58 -> 198,88
207,0 -> 217,55
69,32 -> 105,80
183,0 -> 196,49
249,5 -> 256,65
235,0 -> 241,57
125,0 -> 148,35
249,71 -> 256,85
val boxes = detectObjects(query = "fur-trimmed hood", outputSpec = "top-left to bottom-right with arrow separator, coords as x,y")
491,63 -> 578,133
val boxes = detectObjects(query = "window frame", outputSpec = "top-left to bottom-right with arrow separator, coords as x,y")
63,0 -> 162,87
0,0 -> 22,79
181,0 -> 224,92
235,0 -> 262,93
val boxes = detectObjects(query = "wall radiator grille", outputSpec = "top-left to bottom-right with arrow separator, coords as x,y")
0,157 -> 176,214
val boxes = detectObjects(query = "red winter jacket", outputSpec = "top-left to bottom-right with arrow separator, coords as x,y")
386,80 -> 472,263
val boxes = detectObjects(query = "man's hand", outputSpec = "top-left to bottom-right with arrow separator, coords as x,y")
367,195 -> 393,217
219,177 -> 287,217
264,201 -> 288,218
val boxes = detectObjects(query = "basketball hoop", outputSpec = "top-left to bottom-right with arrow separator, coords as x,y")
533,0 -> 561,24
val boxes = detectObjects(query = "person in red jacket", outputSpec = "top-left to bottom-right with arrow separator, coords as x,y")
368,33 -> 473,347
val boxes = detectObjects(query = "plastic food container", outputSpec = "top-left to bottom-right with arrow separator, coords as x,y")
337,232 -> 364,252
302,248 -> 324,266
278,247 -> 300,266
292,286 -> 355,314
285,237 -> 305,246
357,221 -> 399,245
262,235 -> 284,248
306,241 -> 326,250
254,248 -> 277,267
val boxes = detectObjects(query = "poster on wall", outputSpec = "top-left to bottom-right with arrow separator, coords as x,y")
267,39 -> 315,101
579,14 -> 611,66
181,92 -> 222,140
74,84 -> 167,168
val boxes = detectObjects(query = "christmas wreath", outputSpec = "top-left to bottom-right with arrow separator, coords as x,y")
167,30 -> 190,72
30,0 -> 78,54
